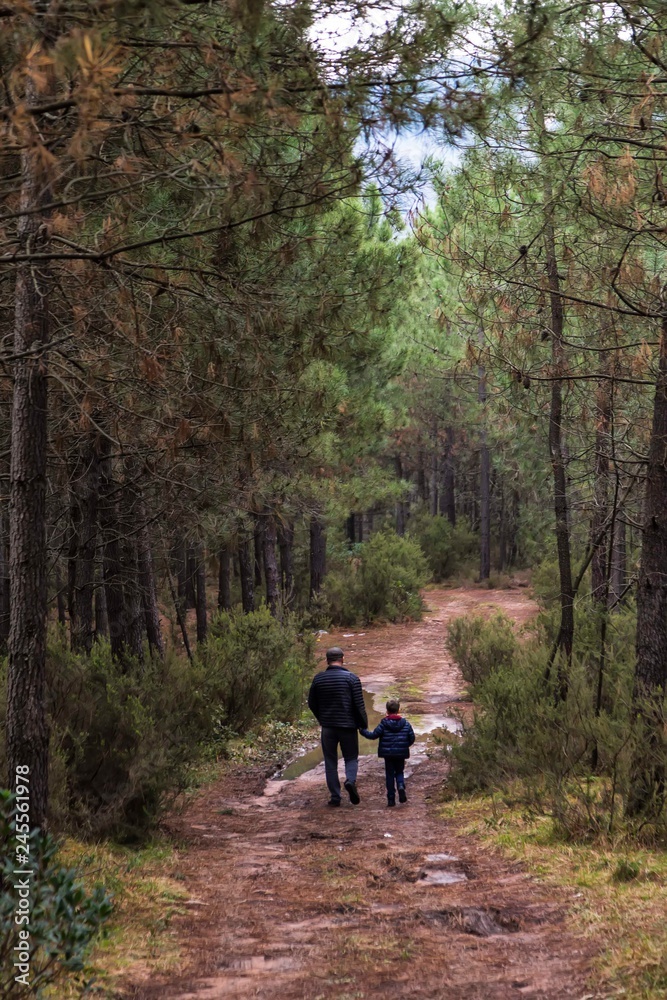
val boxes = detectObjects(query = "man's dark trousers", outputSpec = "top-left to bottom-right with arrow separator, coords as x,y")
384,756 -> 406,802
321,727 -> 359,803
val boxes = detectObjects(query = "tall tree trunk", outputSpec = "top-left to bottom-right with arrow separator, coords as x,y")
185,540 -> 197,610
238,533 -> 255,613
478,333 -> 490,581
277,520 -> 294,607
537,99 -> 574,689
55,561 -> 67,629
309,516 -> 326,602
6,56 -> 55,824
218,546 -> 232,611
136,498 -> 163,658
627,314 -> 667,817
609,512 -> 626,608
441,426 -> 456,526
346,514 -> 356,545
173,535 -> 187,606
99,442 -> 126,660
417,451 -> 427,503
263,515 -> 280,617
591,381 -> 611,603
429,422 -> 439,517
195,541 -> 207,643
497,478 -> 507,572
120,466 -> 144,662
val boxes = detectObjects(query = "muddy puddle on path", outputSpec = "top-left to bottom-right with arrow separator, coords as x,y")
280,689 -> 461,780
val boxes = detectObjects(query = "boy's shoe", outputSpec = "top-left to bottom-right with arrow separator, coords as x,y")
398,787 -> 407,803
344,780 -> 360,805
387,800 -> 396,807
327,798 -> 341,807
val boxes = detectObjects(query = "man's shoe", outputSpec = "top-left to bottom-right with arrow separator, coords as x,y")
387,800 -> 396,807
327,798 -> 341,807
398,787 -> 407,803
344,780 -> 360,805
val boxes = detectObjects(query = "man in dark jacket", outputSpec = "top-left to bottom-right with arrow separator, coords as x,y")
307,646 -> 368,806
361,698 -> 415,806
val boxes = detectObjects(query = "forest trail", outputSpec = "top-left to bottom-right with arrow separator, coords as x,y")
124,587 -> 597,1000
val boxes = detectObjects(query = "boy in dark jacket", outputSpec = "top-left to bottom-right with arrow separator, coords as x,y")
361,699 -> 415,807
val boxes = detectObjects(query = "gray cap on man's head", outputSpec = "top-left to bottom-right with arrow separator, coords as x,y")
326,646 -> 344,662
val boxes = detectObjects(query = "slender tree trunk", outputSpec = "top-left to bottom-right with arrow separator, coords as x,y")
238,533 -> 255,613
185,540 -> 197,610
99,442 -> 126,660
120,469 -> 144,662
6,59 -> 55,824
263,515 -> 280,617
277,520 -> 294,607
478,333 -> 490,581
627,314 -> 667,817
417,451 -> 427,503
218,546 -> 232,611
173,536 -> 187,606
309,516 -> 326,602
441,426 -> 456,526
497,478 -> 507,572
165,553 -> 192,661
137,501 -> 163,658
194,541 -> 207,643
55,562 -> 67,628
609,510 -> 626,608
591,381 -> 611,603
537,100 -> 574,689
346,514 -> 356,545
429,422 -> 439,517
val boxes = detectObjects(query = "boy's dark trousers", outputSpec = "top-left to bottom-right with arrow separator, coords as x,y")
384,756 -> 405,802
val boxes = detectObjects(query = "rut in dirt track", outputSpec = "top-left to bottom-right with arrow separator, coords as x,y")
124,587 -> 597,1000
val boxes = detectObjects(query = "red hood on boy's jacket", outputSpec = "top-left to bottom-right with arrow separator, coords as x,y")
386,713 -> 402,720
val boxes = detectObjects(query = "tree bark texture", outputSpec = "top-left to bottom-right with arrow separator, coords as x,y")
394,455 -> 406,536
6,63 -> 55,825
238,533 -> 255,613
309,517 -> 326,601
627,315 -> 667,816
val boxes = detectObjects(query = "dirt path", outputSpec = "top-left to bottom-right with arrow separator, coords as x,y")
124,588 -> 596,1000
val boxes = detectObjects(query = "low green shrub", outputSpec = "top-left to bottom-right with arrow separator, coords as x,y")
198,607 -> 315,734
0,610 -> 314,840
324,529 -> 428,625
446,612 -> 518,687
444,612 -> 661,840
407,512 -> 478,582
0,790 -> 112,998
